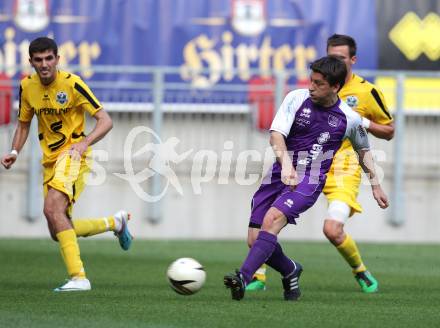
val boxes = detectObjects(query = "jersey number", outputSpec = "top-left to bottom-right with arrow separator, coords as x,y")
48,120 -> 66,151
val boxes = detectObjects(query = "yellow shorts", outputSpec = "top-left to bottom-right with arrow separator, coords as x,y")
43,150 -> 92,218
323,148 -> 362,216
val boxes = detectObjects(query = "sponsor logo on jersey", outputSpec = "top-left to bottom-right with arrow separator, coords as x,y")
295,117 -> 311,127
284,199 -> 294,208
300,107 -> 311,118
357,125 -> 367,138
35,107 -> 72,115
298,143 -> 323,166
317,132 -> 330,144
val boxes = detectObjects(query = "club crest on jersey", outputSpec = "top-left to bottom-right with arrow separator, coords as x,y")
56,91 -> 68,105
346,95 -> 358,108
317,132 -> 330,144
328,114 -> 340,127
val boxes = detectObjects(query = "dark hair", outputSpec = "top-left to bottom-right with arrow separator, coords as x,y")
309,56 -> 347,91
326,34 -> 357,57
29,37 -> 58,58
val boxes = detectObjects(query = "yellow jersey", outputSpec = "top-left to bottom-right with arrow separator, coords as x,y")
18,71 -> 102,166
338,73 -> 393,152
323,74 -> 394,213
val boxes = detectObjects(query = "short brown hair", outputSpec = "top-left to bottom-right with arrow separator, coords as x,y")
29,37 -> 58,58
326,34 -> 357,57
310,55 -> 347,91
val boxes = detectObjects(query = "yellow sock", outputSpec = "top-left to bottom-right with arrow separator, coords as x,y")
254,264 -> 267,282
73,217 -> 115,237
56,229 -> 86,278
336,234 -> 366,274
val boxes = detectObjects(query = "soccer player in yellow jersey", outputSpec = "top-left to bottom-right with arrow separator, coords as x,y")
322,34 -> 394,293
246,34 -> 394,293
1,37 -> 133,292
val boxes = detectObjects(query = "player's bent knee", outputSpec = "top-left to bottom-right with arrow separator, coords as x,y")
323,220 -> 345,244
261,207 -> 286,233
323,223 -> 338,241
261,214 -> 276,230
44,197 -> 69,223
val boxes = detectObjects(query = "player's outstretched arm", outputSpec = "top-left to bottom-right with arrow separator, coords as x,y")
1,120 -> 31,169
70,109 -> 113,158
364,120 -> 394,140
357,148 -> 389,209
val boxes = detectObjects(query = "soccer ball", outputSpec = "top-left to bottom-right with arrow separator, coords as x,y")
167,258 -> 206,295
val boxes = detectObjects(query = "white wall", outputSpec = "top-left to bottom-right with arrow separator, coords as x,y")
1,159 -> 439,242
1,112 -> 439,242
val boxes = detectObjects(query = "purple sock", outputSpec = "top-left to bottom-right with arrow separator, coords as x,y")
266,242 -> 295,277
240,231 -> 277,284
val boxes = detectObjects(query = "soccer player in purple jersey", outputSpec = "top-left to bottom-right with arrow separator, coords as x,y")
223,56 -> 389,301
247,34 -> 394,293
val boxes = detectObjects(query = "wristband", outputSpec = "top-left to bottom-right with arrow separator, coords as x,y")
10,149 -> 18,157
362,117 -> 371,129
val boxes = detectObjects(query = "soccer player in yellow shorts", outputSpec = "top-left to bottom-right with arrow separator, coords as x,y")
246,34 -> 394,293
1,37 -> 133,292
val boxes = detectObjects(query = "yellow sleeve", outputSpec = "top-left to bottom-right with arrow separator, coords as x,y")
366,87 -> 393,125
17,82 -> 34,122
73,77 -> 102,116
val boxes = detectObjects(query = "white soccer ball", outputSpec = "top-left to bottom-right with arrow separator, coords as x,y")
167,257 -> 206,295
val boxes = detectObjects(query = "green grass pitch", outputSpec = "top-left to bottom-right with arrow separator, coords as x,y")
0,239 -> 439,327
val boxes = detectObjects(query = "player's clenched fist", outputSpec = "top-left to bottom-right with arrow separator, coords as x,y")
281,165 -> 298,189
1,153 -> 17,169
